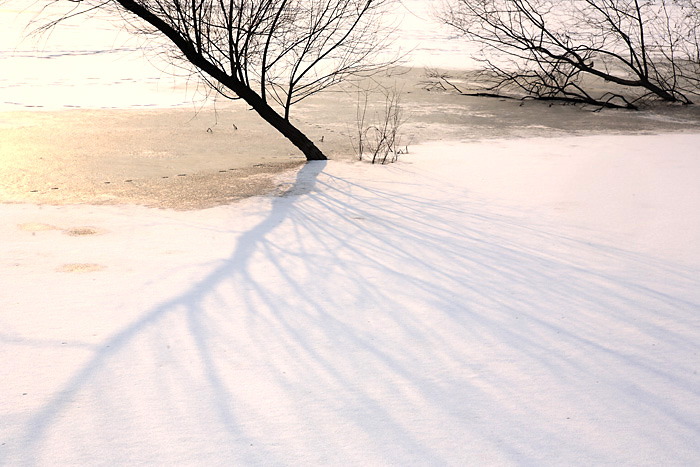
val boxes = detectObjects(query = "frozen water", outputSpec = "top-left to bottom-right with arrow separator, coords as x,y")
0,0 -> 477,110
0,1 -> 200,110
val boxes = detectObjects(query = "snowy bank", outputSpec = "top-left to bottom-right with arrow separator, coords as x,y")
1,133 -> 699,465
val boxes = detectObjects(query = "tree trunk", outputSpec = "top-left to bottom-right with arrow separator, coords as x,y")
244,93 -> 327,161
115,0 -> 328,161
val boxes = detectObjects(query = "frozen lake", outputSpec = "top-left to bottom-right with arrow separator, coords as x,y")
0,0 -> 476,110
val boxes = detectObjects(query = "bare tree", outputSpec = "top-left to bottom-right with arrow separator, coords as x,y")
28,0 -> 394,160
437,0 -> 700,108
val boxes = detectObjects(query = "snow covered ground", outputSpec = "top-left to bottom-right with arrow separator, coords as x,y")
2,133 -> 699,465
3,0 -> 699,464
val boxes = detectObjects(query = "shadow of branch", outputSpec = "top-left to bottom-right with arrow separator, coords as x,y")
10,160 -> 700,465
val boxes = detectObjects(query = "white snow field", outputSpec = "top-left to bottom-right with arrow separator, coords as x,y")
2,133 -> 700,466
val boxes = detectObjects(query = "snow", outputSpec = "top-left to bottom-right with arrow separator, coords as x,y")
2,133 -> 699,465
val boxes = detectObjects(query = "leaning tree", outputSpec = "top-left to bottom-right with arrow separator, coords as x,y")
28,0 -> 393,160
438,0 -> 700,109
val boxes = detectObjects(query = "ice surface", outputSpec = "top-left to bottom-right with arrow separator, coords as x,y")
0,0 -> 477,110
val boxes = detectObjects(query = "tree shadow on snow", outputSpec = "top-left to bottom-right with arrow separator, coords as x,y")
8,160 -> 700,465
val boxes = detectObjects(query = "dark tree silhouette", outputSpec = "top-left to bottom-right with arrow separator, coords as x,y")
438,0 -> 700,109
29,0 -> 393,160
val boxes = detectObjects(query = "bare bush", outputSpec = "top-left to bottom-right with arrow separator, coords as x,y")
351,84 -> 406,164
